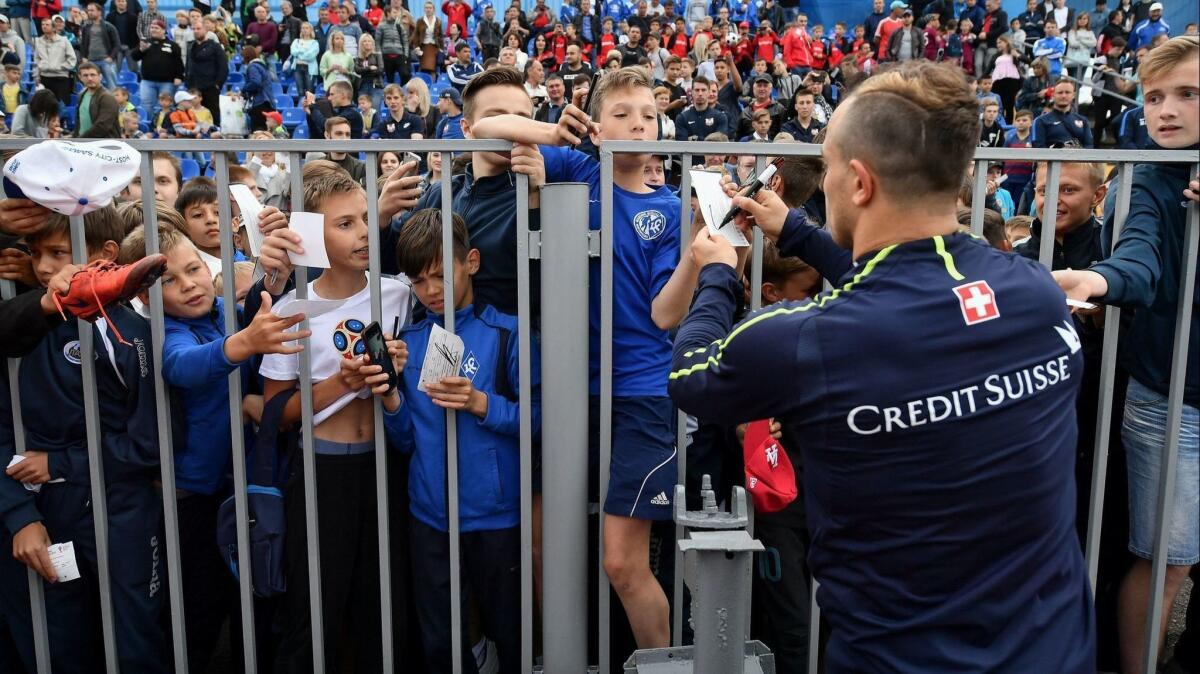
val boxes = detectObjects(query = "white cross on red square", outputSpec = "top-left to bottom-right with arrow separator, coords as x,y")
953,281 -> 1000,326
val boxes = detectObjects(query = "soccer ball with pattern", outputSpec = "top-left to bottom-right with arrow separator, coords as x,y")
332,319 -> 368,359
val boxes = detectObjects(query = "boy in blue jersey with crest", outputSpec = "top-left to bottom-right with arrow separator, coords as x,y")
470,66 -> 706,649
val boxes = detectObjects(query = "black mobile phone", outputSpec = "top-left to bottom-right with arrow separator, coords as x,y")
362,321 -> 398,395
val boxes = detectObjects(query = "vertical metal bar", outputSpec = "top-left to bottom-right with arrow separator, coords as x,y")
539,183 -> 591,673
289,156 -> 327,674
1037,162 -> 1061,269
215,154 -> 259,672
598,149 -> 615,674
141,155 -> 190,674
672,155 -> 692,648
514,172 -> 534,674
364,153 -> 395,673
1084,162 -> 1132,588
971,159 -> 988,236
746,154 -> 766,642
807,580 -> 821,674
0,279 -> 50,674
440,166 -> 464,674
68,214 -> 119,674
1140,164 -> 1200,674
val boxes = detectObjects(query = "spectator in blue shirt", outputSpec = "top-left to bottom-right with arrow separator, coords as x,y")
435,86 -> 465,139
446,40 -> 483,91
1032,19 -> 1066,76
1032,79 -> 1094,147
1127,1 -> 1168,51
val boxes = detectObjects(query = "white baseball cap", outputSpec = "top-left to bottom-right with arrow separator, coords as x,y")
1148,1 -> 1163,10
3,140 -> 140,216
174,90 -> 197,104
0,15 -> 10,23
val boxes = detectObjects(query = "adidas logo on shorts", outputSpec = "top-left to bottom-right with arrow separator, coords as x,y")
650,491 -> 670,506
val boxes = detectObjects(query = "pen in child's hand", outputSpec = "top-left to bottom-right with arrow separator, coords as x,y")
391,315 -> 401,340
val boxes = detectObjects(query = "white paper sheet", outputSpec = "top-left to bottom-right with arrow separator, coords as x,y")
286,212 -> 330,269
273,297 -> 349,319
1066,298 -> 1097,310
689,170 -> 751,247
47,542 -> 81,582
6,454 -> 65,493
417,324 -> 465,393
230,184 -> 265,256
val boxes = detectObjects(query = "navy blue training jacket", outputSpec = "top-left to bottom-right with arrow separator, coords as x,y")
1095,158 -> 1199,407
0,307 -> 163,536
669,226 -> 1095,673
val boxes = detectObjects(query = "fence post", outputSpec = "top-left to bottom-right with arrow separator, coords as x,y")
539,182 -> 591,672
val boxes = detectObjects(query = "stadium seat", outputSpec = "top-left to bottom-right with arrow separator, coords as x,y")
279,107 -> 305,128
180,158 -> 200,181
227,72 -> 245,86
430,81 -> 451,98
61,106 -> 75,130
268,81 -> 285,96
118,71 -> 138,86
414,72 -> 433,87
273,94 -> 293,109
291,122 -> 310,139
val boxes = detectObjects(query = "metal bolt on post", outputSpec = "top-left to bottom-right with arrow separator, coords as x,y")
622,476 -> 774,674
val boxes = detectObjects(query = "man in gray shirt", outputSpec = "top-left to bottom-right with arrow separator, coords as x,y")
79,2 -> 121,89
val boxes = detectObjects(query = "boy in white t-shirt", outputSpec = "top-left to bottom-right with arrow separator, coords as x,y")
258,163 -> 411,671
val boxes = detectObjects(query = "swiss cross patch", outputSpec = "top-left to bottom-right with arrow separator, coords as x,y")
953,281 -> 1000,326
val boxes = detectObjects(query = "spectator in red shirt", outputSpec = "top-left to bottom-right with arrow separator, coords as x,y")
923,14 -> 945,60
755,22 -> 779,62
245,5 -> 278,58
781,14 -> 812,73
875,0 -> 907,59
441,0 -> 469,38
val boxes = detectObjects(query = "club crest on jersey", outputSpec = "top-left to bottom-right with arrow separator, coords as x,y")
1074,119 -> 1085,128
953,280 -> 1000,326
63,340 -> 82,365
633,209 -> 666,241
461,351 -> 479,380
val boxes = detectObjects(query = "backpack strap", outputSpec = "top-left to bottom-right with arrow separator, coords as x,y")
250,388 -> 299,487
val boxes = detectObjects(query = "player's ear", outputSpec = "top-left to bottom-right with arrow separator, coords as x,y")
465,248 -> 480,275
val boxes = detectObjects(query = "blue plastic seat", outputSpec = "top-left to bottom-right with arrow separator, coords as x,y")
413,72 -> 433,87
268,81 -> 285,96
279,107 -> 305,128
179,158 -> 200,181
226,72 -> 245,85
118,71 -> 138,86
291,122 -> 309,139
273,94 -> 293,109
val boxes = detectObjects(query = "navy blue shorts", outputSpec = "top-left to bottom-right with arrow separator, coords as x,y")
589,395 -> 677,521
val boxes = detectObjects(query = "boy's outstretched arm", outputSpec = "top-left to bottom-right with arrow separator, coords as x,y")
468,104 -> 598,147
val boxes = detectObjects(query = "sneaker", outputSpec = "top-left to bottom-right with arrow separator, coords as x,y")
53,255 -> 168,345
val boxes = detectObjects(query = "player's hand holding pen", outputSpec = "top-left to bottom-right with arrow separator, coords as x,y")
720,173 -> 791,243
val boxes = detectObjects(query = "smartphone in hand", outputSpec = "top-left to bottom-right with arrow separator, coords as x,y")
362,321 -> 399,395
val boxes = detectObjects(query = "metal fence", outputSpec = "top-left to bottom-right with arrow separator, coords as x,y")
0,138 -> 1196,674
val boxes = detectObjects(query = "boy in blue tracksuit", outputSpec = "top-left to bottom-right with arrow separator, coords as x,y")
380,209 -> 540,674
119,221 -> 304,673
0,207 -> 168,673
469,67 -> 702,649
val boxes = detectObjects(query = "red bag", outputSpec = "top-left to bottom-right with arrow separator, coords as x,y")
742,420 -> 798,513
